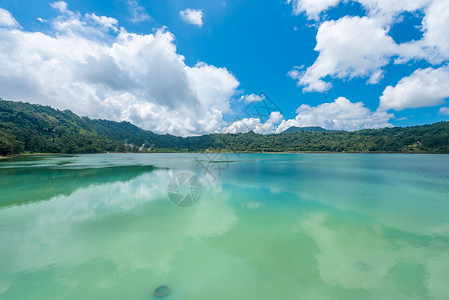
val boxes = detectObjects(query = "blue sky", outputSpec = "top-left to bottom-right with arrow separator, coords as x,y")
1,0 -> 449,135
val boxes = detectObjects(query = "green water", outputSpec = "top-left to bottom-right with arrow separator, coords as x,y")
1,153 -> 449,300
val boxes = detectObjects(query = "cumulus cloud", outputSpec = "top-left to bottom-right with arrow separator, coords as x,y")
50,1 -> 68,13
180,9 -> 204,27
415,0 -> 449,63
0,8 -> 19,27
0,6 -> 239,136
287,0 -> 341,20
294,16 -> 396,92
185,62 -> 237,110
276,97 -> 393,132
222,97 -> 393,134
222,112 -> 283,134
288,0 -> 449,117
379,66 -> 449,110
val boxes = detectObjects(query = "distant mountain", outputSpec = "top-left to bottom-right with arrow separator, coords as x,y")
1,98 -> 449,155
281,126 -> 332,133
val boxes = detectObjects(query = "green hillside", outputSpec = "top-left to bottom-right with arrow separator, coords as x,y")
0,99 -> 159,155
281,126 -> 331,133
1,98 -> 449,155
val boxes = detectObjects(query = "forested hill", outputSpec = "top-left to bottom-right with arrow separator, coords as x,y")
281,126 -> 331,133
0,98 -> 184,155
1,98 -> 449,155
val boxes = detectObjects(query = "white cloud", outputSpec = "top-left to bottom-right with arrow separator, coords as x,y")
276,97 -> 393,132
185,62 -> 238,110
222,96 -> 393,134
379,66 -> 449,110
127,0 -> 151,23
243,94 -> 265,103
295,16 -> 396,92
50,1 -> 68,14
357,0 -> 429,24
288,0 -> 430,22
395,0 -> 449,64
85,13 -> 118,31
180,9 -> 204,27
439,107 -> 449,115
222,112 -> 283,134
49,4 -> 119,38
288,0 -> 449,108
418,0 -> 449,62
287,0 -> 341,20
0,7 -> 239,136
0,8 -> 19,27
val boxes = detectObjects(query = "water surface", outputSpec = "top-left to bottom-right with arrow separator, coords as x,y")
1,153 -> 449,299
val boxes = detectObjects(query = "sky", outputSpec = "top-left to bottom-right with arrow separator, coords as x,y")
0,0 -> 449,136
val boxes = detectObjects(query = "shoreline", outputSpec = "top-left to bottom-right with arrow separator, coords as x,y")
0,153 -> 65,160
1,151 -> 447,160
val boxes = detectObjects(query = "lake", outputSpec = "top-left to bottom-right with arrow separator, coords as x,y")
1,153 -> 449,299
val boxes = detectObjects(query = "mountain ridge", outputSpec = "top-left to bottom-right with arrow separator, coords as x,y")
281,126 -> 335,133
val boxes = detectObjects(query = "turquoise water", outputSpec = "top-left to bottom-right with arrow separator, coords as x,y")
1,153 -> 449,299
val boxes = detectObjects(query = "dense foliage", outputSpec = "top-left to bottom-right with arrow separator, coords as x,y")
1,98 -> 449,156
281,126 -> 332,133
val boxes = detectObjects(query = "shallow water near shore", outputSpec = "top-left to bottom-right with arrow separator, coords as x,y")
1,153 -> 449,299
